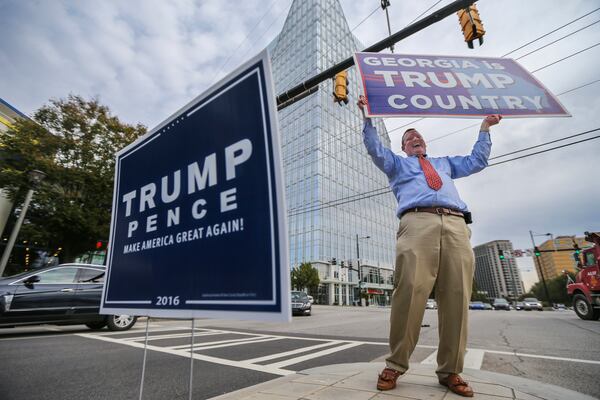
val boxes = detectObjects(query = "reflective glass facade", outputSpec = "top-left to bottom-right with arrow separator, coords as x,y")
268,0 -> 396,269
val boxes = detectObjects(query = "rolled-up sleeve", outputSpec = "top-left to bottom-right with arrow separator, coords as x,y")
447,131 -> 492,179
362,119 -> 398,177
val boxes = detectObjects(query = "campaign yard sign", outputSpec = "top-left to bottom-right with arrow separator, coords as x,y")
100,50 -> 290,322
354,52 -> 570,118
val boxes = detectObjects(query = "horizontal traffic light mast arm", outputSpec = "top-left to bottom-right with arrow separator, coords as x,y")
275,0 -> 478,107
535,248 -> 582,253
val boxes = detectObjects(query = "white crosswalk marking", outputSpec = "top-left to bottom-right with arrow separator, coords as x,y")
266,342 -> 362,368
421,348 -> 485,370
244,341 -> 342,364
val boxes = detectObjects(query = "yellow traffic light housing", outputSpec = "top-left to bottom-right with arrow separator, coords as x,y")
457,5 -> 485,49
333,70 -> 349,105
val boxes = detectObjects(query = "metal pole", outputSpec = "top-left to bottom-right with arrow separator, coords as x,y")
529,230 -> 552,305
384,6 -> 394,53
188,318 -> 195,400
0,188 -> 34,276
138,317 -> 150,400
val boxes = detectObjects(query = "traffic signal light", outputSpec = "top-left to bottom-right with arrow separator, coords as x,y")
534,247 -> 541,257
457,5 -> 485,49
331,257 -> 337,265
340,260 -> 345,268
96,240 -> 107,250
498,250 -> 504,260
333,70 -> 349,105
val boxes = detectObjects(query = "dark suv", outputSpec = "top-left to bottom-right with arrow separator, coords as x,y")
0,263 -> 136,331
492,298 -> 510,310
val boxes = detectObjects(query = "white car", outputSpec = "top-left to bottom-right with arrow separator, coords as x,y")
426,299 -> 437,309
523,297 -> 543,311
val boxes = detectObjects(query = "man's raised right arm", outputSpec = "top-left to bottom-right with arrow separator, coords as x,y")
358,95 -> 397,177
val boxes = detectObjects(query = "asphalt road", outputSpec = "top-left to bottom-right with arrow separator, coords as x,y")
1,306 -> 598,399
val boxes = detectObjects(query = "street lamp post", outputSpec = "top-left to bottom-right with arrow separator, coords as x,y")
0,170 -> 46,276
529,230 -> 552,306
355,234 -> 370,305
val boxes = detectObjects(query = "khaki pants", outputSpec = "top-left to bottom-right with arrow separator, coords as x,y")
385,212 -> 474,378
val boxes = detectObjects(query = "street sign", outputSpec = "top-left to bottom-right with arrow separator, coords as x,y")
101,50 -> 290,322
354,52 -> 570,118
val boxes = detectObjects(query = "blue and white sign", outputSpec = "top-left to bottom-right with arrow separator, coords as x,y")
101,50 -> 290,321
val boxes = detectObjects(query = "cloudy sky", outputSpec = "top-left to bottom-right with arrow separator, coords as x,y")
2,0 -> 599,289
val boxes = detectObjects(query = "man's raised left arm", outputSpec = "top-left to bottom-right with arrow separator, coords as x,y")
447,114 -> 502,179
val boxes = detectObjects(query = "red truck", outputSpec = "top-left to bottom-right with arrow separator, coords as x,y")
566,232 -> 600,320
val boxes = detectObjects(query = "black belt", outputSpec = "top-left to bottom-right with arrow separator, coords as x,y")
401,207 -> 465,218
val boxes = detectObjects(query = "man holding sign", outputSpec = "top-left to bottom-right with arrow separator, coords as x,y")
358,95 -> 500,397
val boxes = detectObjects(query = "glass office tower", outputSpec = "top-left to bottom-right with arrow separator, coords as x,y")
269,0 -> 396,289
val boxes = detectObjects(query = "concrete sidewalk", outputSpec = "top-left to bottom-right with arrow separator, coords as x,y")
210,362 -> 596,400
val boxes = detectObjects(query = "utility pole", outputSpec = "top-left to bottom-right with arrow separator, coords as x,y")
381,0 -> 394,53
276,0 -> 478,108
529,230 -> 552,305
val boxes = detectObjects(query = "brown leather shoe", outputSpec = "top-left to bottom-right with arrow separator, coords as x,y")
377,367 -> 402,390
439,374 -> 474,397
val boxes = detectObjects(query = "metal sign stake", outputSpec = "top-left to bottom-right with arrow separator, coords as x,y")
188,318 -> 195,400
138,317 -> 150,400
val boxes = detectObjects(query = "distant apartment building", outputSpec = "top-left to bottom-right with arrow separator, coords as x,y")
535,236 -> 592,280
473,240 -> 525,300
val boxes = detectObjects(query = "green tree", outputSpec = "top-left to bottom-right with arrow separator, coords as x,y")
526,272 -> 575,306
471,279 -> 489,301
291,263 -> 320,294
0,95 -> 146,264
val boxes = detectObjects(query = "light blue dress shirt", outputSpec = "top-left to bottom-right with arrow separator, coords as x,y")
362,119 -> 492,218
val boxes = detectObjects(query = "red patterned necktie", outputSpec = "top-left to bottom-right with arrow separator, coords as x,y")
418,155 -> 443,191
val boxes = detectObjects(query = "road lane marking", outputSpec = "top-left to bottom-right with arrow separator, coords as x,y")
124,331 -> 226,341
76,332 -> 295,376
244,341 -> 342,364
483,349 -> 600,366
421,348 -> 485,370
266,342 -> 362,368
168,336 -> 271,350
186,337 -> 282,351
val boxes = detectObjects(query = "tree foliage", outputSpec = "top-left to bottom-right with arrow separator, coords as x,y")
291,263 -> 320,292
522,272 -> 575,306
0,95 -> 146,263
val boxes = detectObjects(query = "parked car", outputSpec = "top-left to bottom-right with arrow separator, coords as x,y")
553,303 -> 567,311
469,301 -> 485,310
523,297 -> 543,311
426,299 -> 438,309
307,295 -> 314,305
291,291 -> 311,316
483,302 -> 493,310
0,264 -> 137,331
492,298 -> 511,311
514,301 -> 525,310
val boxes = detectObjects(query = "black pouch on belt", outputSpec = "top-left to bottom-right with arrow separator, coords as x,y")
463,211 -> 473,224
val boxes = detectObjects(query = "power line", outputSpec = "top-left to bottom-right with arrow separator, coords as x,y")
556,78 -> 600,96
501,7 -> 600,57
489,128 -> 600,160
531,41 -> 600,73
407,1 -> 444,26
286,129 -> 600,216
514,19 -> 600,61
488,134 -> 600,167
208,0 -> 280,85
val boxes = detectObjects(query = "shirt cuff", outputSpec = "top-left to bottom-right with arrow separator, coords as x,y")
478,131 -> 491,142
